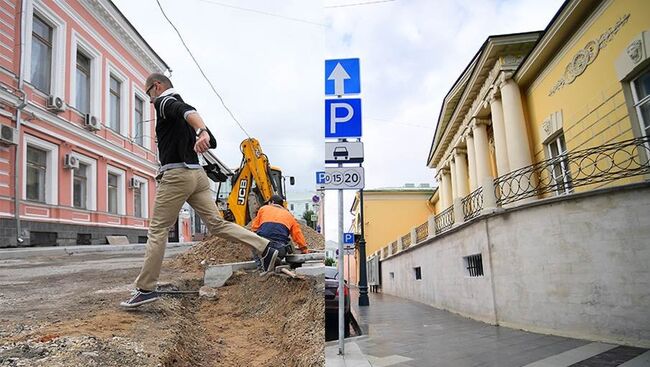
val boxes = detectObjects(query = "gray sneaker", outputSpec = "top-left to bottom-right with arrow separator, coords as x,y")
120,289 -> 160,308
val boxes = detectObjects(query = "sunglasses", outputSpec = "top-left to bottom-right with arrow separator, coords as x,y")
145,83 -> 156,97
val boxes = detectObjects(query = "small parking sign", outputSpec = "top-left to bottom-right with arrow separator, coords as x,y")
343,233 -> 354,244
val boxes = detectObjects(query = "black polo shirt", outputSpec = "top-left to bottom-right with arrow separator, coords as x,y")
154,91 -> 216,167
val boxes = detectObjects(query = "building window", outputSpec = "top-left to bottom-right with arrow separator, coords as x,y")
134,95 -> 144,146
134,185 -> 143,218
73,163 -> 88,209
26,146 -> 47,202
290,203 -> 294,211
305,203 -> 309,211
107,173 -> 118,214
631,68 -> 650,137
30,15 -> 52,94
389,272 -> 395,280
546,133 -> 572,195
464,254 -> 484,277
109,75 -> 121,134
414,267 -> 422,280
75,52 -> 91,114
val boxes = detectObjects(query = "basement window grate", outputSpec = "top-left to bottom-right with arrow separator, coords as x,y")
464,254 -> 484,277
414,267 -> 422,280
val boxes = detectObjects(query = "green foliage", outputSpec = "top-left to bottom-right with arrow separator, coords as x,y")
324,257 -> 335,266
302,209 -> 316,228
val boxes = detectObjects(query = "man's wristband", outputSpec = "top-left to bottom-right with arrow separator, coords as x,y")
196,127 -> 208,137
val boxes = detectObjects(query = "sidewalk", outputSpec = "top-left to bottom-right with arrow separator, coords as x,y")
341,288 -> 648,367
0,242 -> 195,260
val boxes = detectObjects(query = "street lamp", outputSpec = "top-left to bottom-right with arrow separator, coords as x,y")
358,189 -> 369,306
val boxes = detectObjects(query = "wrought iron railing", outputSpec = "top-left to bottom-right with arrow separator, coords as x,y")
462,186 -> 484,221
434,206 -> 455,234
401,233 -> 411,249
494,136 -> 650,206
415,221 -> 428,243
390,241 -> 398,255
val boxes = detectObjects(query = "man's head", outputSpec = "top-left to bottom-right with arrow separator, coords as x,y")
145,73 -> 173,103
268,194 -> 284,206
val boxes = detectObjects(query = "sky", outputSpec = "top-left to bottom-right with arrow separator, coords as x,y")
113,0 -> 563,245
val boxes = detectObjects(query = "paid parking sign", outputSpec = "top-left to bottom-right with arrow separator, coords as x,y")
343,233 -> 354,244
322,167 -> 364,190
325,98 -> 362,138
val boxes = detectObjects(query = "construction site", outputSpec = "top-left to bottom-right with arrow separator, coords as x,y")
0,224 -> 327,366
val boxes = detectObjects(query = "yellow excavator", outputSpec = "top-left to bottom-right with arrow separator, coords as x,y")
202,138 -> 294,226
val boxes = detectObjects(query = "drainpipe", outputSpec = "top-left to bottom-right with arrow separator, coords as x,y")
14,0 -> 28,245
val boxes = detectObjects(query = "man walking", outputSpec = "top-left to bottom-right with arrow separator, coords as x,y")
121,73 -> 285,308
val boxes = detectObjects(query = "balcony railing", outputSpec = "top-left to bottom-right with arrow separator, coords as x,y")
462,186 -> 483,221
495,136 -> 650,206
434,206 -> 454,234
377,136 -> 650,262
415,222 -> 428,242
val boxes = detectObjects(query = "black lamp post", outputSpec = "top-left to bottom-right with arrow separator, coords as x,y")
358,189 -> 369,306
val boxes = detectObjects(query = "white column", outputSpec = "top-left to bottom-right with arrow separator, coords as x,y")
472,118 -> 494,185
440,168 -> 452,209
451,159 -> 458,200
453,148 -> 469,198
500,76 -> 533,171
489,92 -> 510,176
465,134 -> 477,191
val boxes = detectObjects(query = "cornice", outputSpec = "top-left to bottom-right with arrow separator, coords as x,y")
81,0 -> 168,73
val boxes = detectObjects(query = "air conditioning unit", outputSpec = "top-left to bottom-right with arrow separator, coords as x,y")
0,123 -> 18,146
129,177 -> 142,189
64,154 -> 80,169
84,114 -> 101,131
46,95 -> 66,112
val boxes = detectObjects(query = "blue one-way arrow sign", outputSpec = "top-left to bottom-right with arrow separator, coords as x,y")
325,58 -> 360,96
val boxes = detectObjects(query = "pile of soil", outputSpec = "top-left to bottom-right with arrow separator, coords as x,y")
169,223 -> 324,273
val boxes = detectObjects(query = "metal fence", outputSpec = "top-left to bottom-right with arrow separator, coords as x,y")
494,136 -> 650,206
401,233 -> 411,249
415,221 -> 428,242
434,206 -> 454,234
462,186 -> 483,221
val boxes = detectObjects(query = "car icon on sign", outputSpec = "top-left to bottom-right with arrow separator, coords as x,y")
333,147 -> 349,161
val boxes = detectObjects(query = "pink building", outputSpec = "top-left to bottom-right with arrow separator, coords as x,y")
0,0 -> 169,247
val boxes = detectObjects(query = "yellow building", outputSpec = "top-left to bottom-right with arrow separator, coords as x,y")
349,185 -> 434,268
375,0 -> 650,347
427,0 -> 650,211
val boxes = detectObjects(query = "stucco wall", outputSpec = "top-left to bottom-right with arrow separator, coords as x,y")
381,184 -> 650,347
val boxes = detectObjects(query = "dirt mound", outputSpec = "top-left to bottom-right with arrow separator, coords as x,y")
169,223 -> 324,273
198,272 -> 324,367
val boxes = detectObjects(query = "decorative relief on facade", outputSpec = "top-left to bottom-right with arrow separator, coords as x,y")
540,110 -> 564,143
549,14 -> 630,96
626,39 -> 643,64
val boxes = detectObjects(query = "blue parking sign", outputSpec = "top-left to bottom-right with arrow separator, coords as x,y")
325,98 -> 362,138
316,171 -> 326,185
343,233 -> 354,244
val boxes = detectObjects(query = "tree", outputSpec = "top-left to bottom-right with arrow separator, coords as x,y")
324,257 -> 336,266
302,209 -> 316,229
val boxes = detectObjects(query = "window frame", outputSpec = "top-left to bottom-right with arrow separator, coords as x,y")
131,175 -> 149,219
69,32 -> 101,118
106,166 -> 126,215
69,153 -> 97,211
104,63 -> 129,136
22,135 -> 59,205
75,51 -> 91,115
132,87 -> 151,148
24,2 -> 66,98
545,133 -> 573,196
630,68 -> 650,138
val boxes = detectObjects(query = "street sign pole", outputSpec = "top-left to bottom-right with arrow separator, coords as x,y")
358,188 -> 370,306
338,186 -> 344,354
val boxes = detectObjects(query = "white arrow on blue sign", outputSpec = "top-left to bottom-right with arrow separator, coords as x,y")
343,233 -> 355,244
325,58 -> 360,96
325,98 -> 362,138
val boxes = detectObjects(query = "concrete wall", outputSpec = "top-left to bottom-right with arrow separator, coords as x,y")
381,184 -> 650,347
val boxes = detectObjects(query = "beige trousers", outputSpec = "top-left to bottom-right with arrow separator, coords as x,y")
135,168 -> 269,291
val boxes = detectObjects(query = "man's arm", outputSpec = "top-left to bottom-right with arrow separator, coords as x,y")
158,97 -> 215,153
186,112 -> 214,153
289,220 -> 309,253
